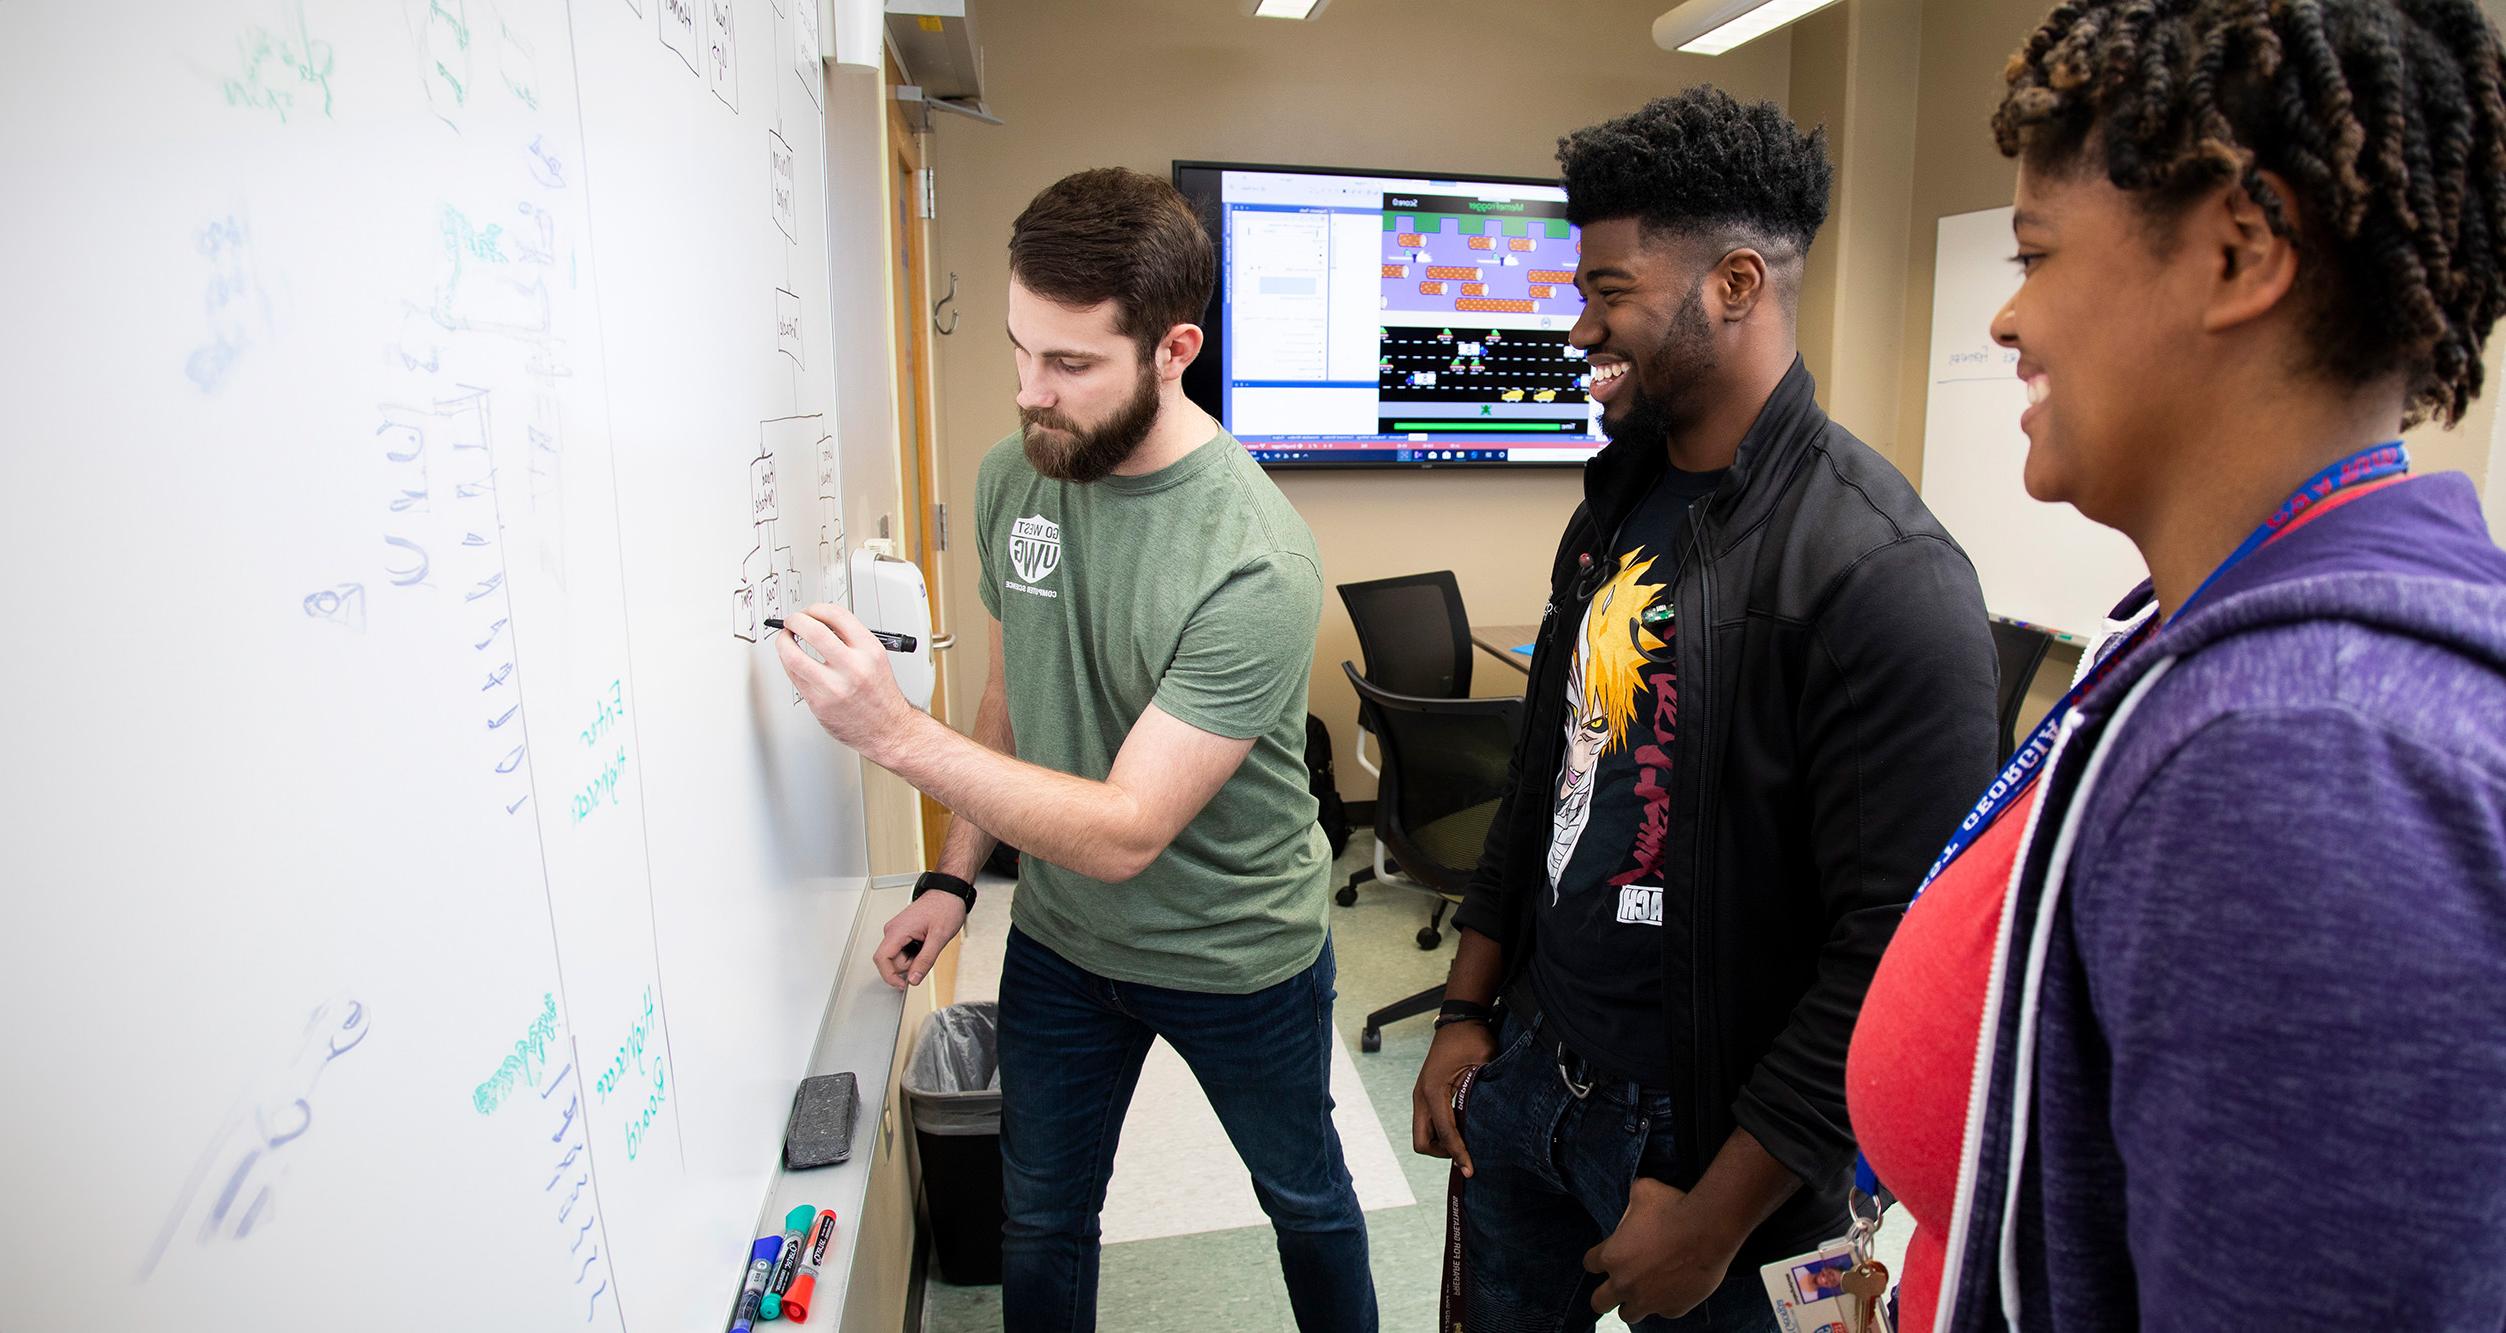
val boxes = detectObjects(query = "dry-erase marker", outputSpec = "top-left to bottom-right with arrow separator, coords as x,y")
763,617 -> 917,653
729,1235 -> 781,1333
781,1209 -> 839,1322
757,1204 -> 816,1320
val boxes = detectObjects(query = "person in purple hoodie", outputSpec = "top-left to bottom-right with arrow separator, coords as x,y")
1845,1 -> 2506,1329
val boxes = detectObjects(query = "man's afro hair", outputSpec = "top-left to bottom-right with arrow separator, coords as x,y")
1557,87 -> 1833,255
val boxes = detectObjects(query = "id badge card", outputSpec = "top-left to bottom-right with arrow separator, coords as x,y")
1760,1239 -> 1891,1333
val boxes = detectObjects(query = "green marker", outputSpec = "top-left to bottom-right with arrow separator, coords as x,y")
758,1205 -> 816,1320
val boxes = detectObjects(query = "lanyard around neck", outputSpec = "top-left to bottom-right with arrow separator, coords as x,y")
1906,441 -> 2409,906
1854,444 -> 2408,1209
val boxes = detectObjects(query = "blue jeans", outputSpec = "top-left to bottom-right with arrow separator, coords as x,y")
1459,1012 -> 1779,1332
996,927 -> 1377,1333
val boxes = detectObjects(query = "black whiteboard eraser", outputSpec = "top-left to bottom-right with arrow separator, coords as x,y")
783,1072 -> 859,1169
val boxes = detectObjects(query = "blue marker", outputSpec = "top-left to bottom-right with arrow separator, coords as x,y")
729,1235 -> 781,1333
758,1204 -> 815,1320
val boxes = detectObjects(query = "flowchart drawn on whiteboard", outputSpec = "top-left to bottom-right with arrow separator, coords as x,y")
730,414 -> 836,642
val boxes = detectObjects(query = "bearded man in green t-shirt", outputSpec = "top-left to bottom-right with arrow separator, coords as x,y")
775,167 -> 1373,1333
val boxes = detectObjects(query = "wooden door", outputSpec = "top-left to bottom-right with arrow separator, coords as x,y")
886,75 -> 956,861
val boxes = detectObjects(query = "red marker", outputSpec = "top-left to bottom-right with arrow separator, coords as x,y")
779,1209 -> 839,1322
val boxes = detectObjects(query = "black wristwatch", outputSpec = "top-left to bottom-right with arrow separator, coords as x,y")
1434,998 -> 1496,1030
913,870 -> 978,911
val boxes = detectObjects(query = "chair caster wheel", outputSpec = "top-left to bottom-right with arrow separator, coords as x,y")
1335,885 -> 1358,907
1416,927 -> 1442,950
1361,1027 -> 1382,1053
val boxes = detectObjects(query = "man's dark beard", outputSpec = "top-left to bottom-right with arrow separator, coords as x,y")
1021,362 -> 1161,483
1602,278 -> 1715,449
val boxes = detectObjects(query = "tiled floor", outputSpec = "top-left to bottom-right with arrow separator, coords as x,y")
923,833 -> 1908,1331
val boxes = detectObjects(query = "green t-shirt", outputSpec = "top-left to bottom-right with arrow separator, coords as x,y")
975,428 -> 1329,993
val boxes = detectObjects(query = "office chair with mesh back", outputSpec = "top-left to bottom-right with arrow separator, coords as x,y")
1334,572 -> 1475,919
1990,619 -> 2055,759
1342,663 -> 1522,1053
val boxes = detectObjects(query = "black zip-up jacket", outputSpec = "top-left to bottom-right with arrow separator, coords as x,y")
1452,358 -> 1997,1262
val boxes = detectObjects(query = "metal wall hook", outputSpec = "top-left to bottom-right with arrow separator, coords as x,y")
932,272 -> 959,336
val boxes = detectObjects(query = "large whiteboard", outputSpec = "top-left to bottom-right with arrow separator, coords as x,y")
1919,207 -> 2147,643
0,2 -> 875,1328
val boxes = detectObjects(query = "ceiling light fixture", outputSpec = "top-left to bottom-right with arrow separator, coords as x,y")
1251,0 -> 1331,19
1652,0 -> 1844,55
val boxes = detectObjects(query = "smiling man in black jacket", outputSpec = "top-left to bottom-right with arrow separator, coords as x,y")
1410,90 -> 1996,1330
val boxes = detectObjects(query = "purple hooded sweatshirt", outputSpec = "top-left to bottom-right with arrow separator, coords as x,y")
1933,471 -> 2506,1331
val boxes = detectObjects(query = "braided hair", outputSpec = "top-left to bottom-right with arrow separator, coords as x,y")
1994,0 -> 2506,426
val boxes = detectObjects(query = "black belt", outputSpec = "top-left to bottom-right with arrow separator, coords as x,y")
1500,981 -> 1677,1100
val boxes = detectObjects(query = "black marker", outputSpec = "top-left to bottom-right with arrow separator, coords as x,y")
763,617 -> 917,653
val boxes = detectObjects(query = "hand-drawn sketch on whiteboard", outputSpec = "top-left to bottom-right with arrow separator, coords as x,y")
302,582 -> 368,631
528,134 -> 572,189
776,286 -> 805,366
0,2 -> 868,1326
491,10 -> 547,111
372,385 -> 538,815
211,6 -> 339,125
817,430 -> 848,604
770,129 -> 798,242
515,1017 -> 618,1324
404,0 -> 473,127
658,0 -> 700,74
706,0 -> 739,109
734,453 -> 793,641
793,0 -> 823,109
1919,206 -> 2147,643
733,416 -> 833,641
139,997 -> 371,1281
187,212 -> 275,394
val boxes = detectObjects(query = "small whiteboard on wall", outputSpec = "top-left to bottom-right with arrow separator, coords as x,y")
1919,207 -> 2148,644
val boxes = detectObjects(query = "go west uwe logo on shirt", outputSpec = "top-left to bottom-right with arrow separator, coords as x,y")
1007,514 -> 1061,598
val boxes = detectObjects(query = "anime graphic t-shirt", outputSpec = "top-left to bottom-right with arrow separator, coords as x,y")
1528,463 -> 1722,1086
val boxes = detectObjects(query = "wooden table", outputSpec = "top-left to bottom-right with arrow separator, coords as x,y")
1470,623 -> 1542,675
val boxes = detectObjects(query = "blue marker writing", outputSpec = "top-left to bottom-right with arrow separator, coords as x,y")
758,1204 -> 815,1320
729,1235 -> 781,1333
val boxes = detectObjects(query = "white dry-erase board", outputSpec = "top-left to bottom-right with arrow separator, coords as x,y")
0,2 -> 878,1328
1918,206 -> 2149,644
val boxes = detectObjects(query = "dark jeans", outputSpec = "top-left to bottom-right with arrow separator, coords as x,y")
1460,1011 -> 1779,1332
996,927 -> 1377,1333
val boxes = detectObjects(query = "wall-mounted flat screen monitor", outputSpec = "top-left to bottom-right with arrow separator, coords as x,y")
1174,161 -> 1602,469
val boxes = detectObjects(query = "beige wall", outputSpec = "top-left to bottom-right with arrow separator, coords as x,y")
1789,4 -> 1847,399
921,0 -> 1792,799
1887,0 -> 2044,488
1792,0 -> 1921,457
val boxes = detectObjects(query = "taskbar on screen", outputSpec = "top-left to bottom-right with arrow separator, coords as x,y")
1240,439 -> 1601,467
